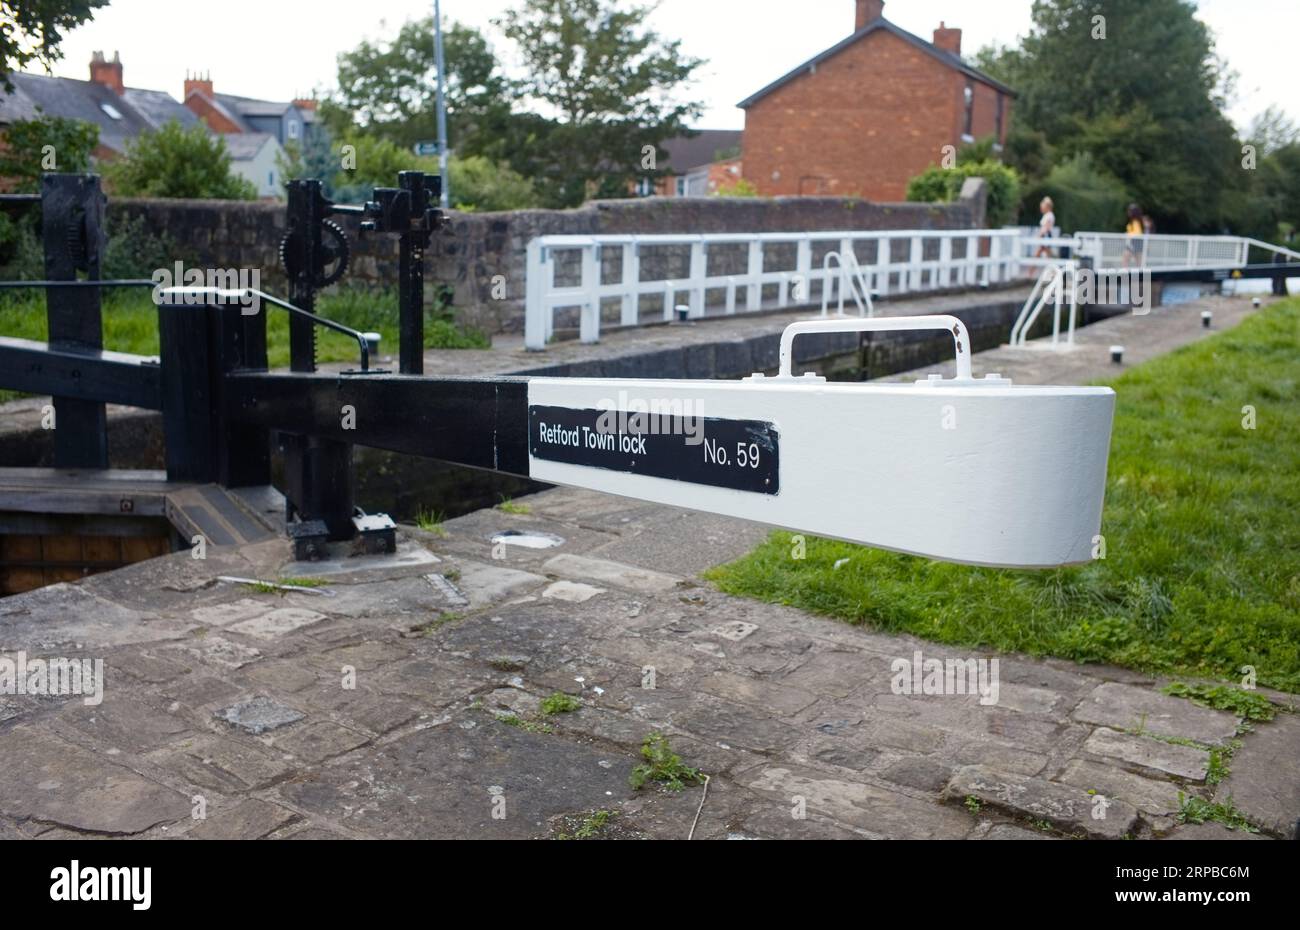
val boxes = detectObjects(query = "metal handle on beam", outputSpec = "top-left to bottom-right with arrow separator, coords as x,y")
777,314 -> 973,381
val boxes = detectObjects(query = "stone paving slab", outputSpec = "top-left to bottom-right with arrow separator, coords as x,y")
945,764 -> 1141,839
1071,682 -> 1240,745
1217,712 -> 1300,838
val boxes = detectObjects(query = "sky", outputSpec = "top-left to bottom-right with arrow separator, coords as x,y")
44,0 -> 1297,135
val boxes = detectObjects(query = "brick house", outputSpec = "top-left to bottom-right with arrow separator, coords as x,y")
739,0 -> 1015,200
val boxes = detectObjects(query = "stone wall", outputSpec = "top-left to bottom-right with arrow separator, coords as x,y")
107,183 -> 987,334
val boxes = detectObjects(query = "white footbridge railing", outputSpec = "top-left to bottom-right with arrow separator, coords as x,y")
523,228 -> 1294,350
524,229 -> 1026,350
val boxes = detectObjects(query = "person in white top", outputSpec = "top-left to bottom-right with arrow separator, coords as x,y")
1036,197 -> 1056,255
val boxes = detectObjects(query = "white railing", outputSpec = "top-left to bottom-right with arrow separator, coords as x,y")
820,249 -> 876,317
524,229 -> 1026,350
523,229 -> 1297,350
1009,262 -> 1080,348
1074,232 -> 1250,271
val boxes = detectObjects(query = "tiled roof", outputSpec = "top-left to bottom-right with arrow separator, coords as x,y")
738,17 -> 1015,109
220,131 -> 277,161
0,72 -> 199,154
661,130 -> 744,173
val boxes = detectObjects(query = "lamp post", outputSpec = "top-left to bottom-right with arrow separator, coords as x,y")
434,0 -> 450,208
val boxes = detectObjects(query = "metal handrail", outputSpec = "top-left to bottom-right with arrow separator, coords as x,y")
1010,262 -> 1078,348
820,249 -> 875,317
0,280 -> 374,372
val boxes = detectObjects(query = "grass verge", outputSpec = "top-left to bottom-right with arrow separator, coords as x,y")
707,300 -> 1300,691
0,286 -> 488,403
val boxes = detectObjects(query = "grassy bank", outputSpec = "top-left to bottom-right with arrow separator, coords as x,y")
708,299 -> 1300,691
0,286 -> 488,403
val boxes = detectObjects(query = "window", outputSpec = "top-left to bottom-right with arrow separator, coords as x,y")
962,84 -> 974,141
675,176 -> 686,197
269,171 -> 275,187
287,120 -> 300,140
995,94 -> 1005,142
100,102 -> 123,120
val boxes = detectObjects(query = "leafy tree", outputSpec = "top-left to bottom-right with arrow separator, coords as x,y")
1025,153 -> 1129,232
278,128 -> 342,198
102,121 -> 257,200
1245,106 -> 1299,159
322,19 -> 515,154
329,135 -> 439,203
496,0 -> 705,207
0,0 -> 109,91
975,0 -> 1242,232
0,113 -> 98,191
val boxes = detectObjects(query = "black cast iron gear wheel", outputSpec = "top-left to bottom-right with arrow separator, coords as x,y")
279,218 -> 351,288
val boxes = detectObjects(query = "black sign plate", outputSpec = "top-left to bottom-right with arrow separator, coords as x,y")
529,405 -> 779,495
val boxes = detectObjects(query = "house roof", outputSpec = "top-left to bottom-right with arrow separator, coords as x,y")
185,90 -> 252,132
738,17 -> 1015,109
661,130 -> 743,174
216,93 -> 295,119
220,132 -> 277,161
0,72 -> 198,153
0,72 -> 151,152
122,88 -> 201,131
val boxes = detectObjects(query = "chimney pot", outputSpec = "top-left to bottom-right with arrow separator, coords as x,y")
88,49 -> 124,95
933,23 -> 962,56
855,0 -> 884,31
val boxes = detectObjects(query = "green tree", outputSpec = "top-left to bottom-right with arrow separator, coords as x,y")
322,19 -> 515,154
975,0 -> 1242,232
0,113 -> 98,190
329,135 -> 439,202
102,121 -> 257,200
496,0 -> 705,207
0,0 -> 109,91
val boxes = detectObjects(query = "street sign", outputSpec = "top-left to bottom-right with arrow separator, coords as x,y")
413,141 -> 440,157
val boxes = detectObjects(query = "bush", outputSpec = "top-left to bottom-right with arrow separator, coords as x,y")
906,159 -> 1021,227
331,138 -> 539,213
1023,153 -> 1129,233
447,154 -> 540,212
103,121 -> 257,200
715,177 -> 760,198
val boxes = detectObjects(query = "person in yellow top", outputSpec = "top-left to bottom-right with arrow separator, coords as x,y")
1123,203 -> 1145,267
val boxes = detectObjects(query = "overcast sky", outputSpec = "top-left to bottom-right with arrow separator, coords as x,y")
46,0 -> 1294,135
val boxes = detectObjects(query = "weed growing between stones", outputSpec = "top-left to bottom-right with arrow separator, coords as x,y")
629,732 -> 703,791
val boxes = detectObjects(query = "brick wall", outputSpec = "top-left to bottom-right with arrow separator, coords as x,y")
107,185 -> 985,334
742,26 -> 1011,201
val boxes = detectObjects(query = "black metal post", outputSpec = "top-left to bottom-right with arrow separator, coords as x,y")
158,297 -> 216,483
280,179 -> 354,540
397,170 -> 435,375
41,174 -> 108,468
